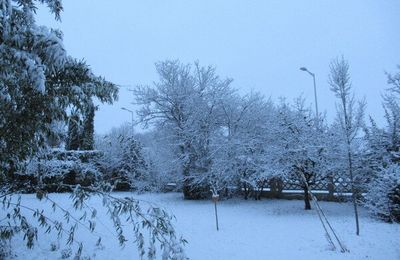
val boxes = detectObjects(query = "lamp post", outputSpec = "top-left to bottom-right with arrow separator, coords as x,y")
121,107 -> 134,136
300,67 -> 319,122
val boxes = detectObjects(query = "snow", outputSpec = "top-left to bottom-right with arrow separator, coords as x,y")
7,193 -> 400,260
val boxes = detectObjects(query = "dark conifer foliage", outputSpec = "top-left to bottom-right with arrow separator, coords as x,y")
66,111 -> 82,151
81,103 -> 96,150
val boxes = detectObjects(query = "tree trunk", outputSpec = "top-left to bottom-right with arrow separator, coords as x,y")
182,161 -> 193,199
347,149 -> 360,235
243,183 -> 249,200
255,181 -> 265,200
183,181 -> 192,199
6,160 -> 16,182
327,175 -> 335,201
303,185 -> 311,210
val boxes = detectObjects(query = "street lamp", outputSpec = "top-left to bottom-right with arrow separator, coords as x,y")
300,67 -> 319,122
121,107 -> 134,135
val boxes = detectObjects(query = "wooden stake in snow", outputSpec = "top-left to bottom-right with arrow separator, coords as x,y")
300,172 -> 349,253
212,193 -> 220,231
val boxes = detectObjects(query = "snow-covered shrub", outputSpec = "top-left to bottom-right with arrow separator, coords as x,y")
364,164 -> 400,222
137,130 -> 185,192
18,149 -> 103,192
95,126 -> 155,192
363,67 -> 400,222
116,136 -> 151,191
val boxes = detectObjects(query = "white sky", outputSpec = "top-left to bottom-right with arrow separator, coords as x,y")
37,0 -> 400,134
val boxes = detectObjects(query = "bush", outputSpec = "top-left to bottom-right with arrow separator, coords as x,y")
364,164 -> 400,222
96,133 -> 156,192
388,183 -> 400,222
13,149 -> 103,192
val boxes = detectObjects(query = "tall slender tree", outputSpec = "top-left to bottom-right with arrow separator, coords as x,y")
81,102 -> 96,150
66,110 -> 82,150
328,57 -> 365,235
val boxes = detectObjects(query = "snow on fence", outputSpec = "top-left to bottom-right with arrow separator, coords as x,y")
260,176 -> 355,201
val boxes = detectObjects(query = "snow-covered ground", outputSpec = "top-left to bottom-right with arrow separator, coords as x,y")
7,193 -> 400,260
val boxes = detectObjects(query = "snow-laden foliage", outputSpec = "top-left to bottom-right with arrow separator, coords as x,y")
364,67 -> 400,222
269,98 -> 331,209
0,0 -> 118,170
0,239 -> 11,259
134,60 -> 342,205
1,2 -> 187,259
26,150 -> 102,178
21,149 -> 103,191
2,148 -> 187,258
138,129 -> 183,191
95,124 -> 155,192
134,60 -> 234,199
1,185 -> 187,259
115,135 -> 151,191
65,101 -> 96,151
208,92 -> 277,199
134,61 -> 282,199
364,164 -> 400,222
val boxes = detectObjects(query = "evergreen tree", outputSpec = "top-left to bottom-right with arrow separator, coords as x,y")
81,102 -> 96,150
117,136 -> 149,191
364,67 -> 400,222
66,111 -> 82,150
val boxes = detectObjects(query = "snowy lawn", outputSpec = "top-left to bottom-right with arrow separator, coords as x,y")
6,192 -> 400,260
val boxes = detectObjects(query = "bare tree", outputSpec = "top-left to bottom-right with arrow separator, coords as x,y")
328,57 -> 365,235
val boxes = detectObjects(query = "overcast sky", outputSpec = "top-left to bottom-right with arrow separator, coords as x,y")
37,1 -> 400,134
